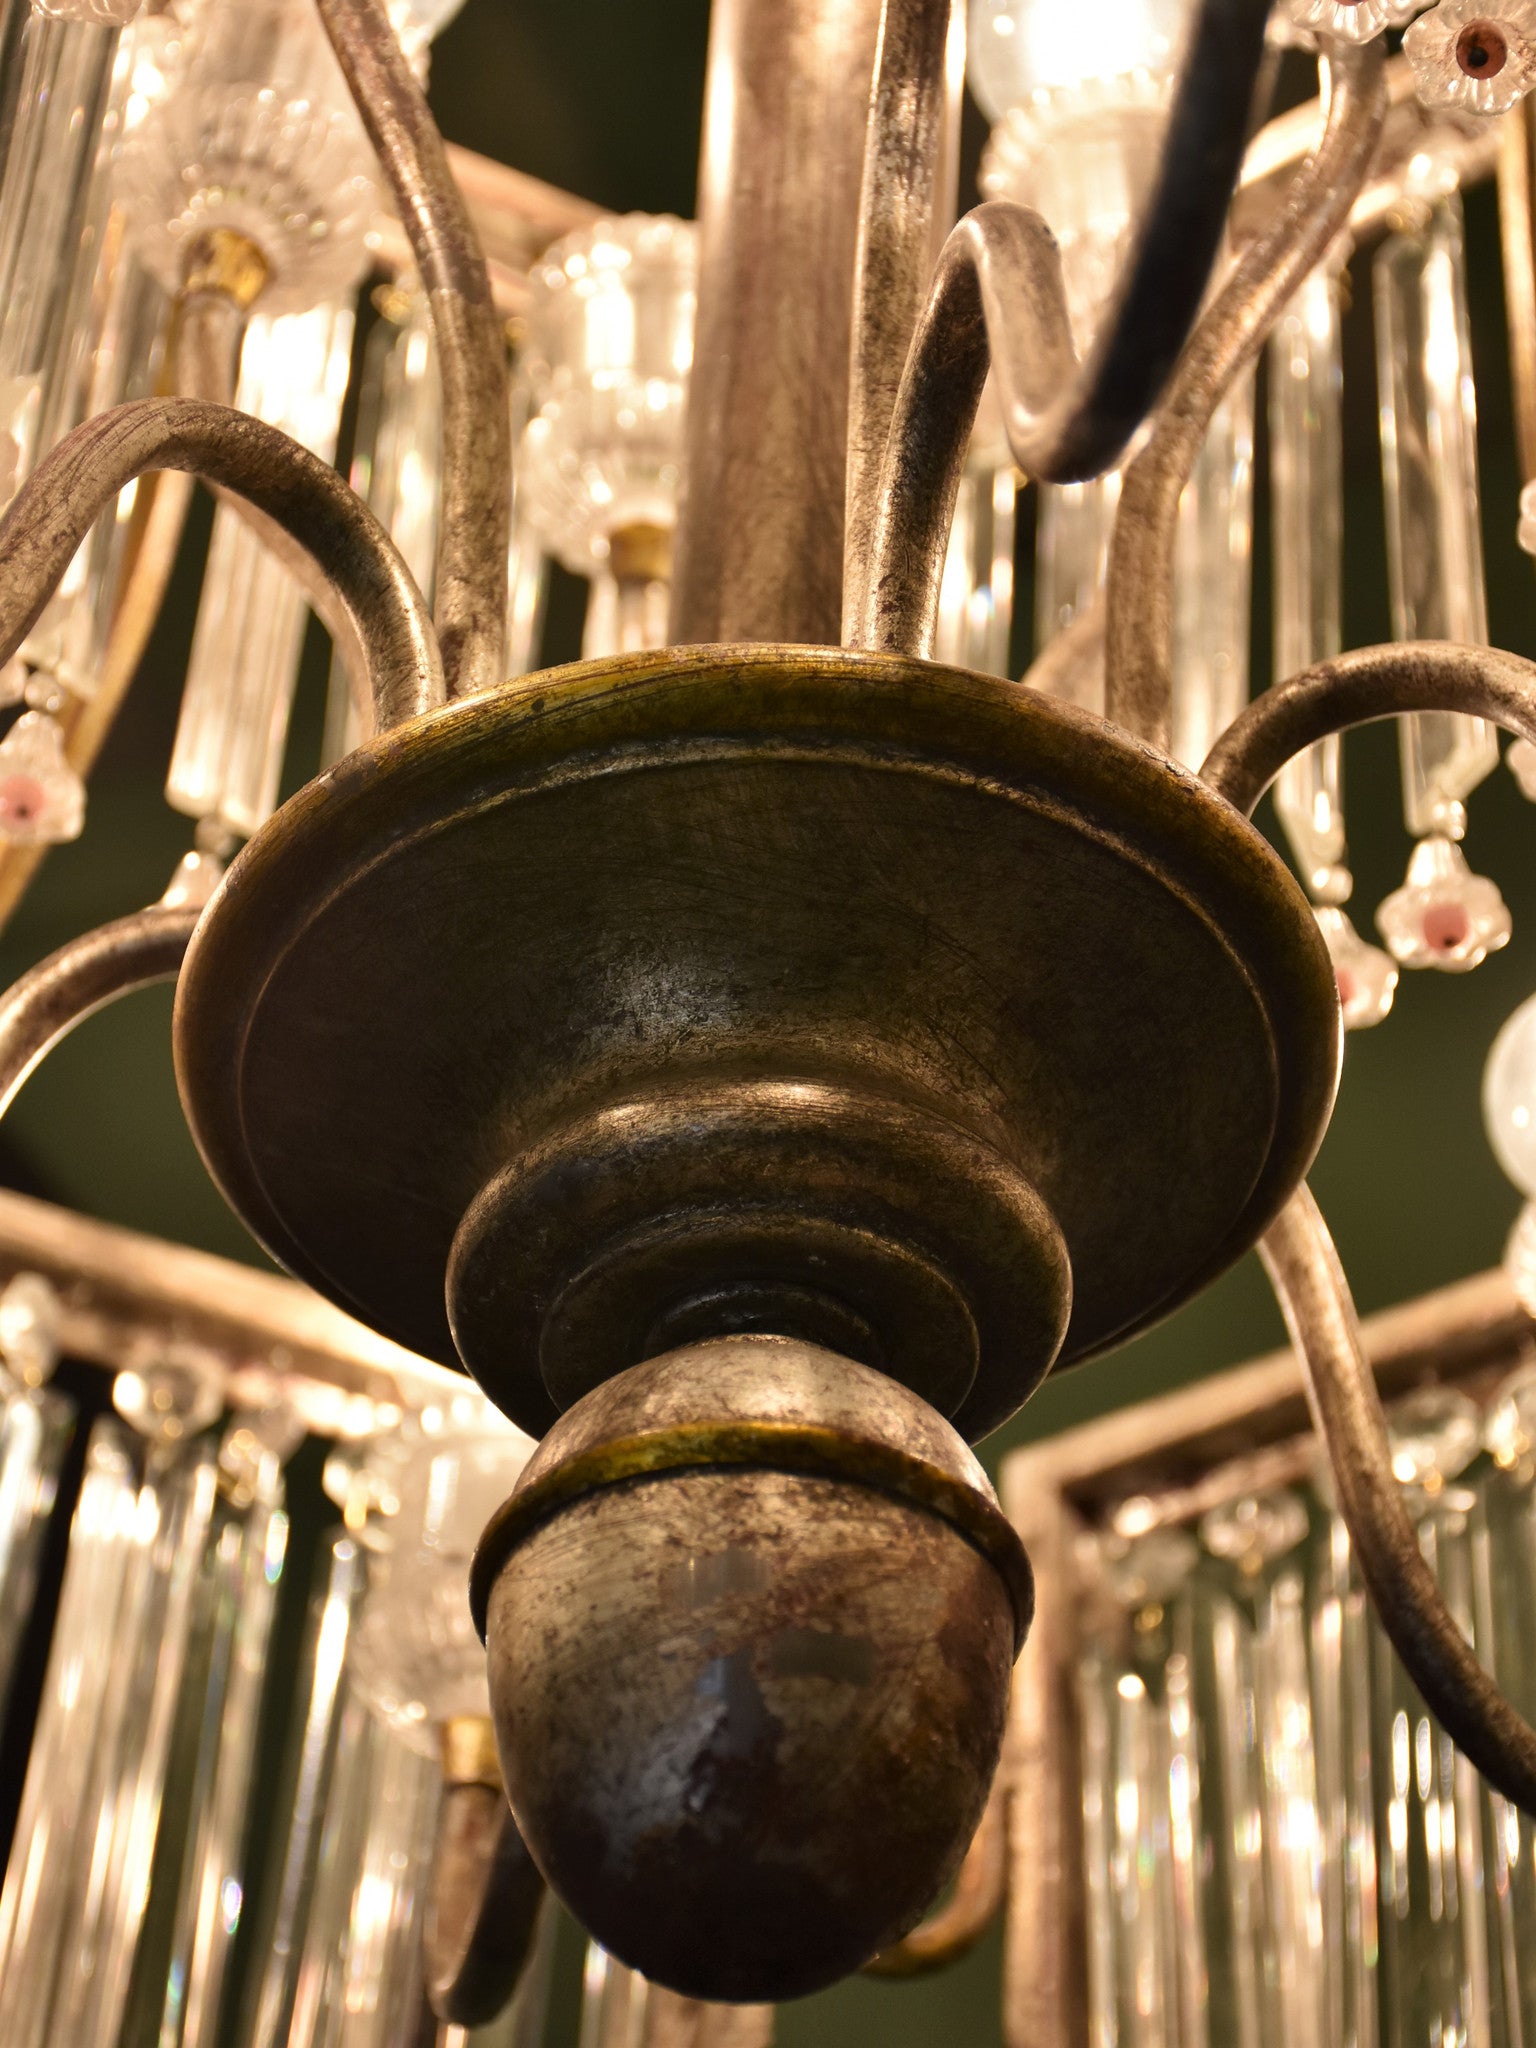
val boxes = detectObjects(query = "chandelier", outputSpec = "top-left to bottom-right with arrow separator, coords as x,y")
4,0 -> 1536,2041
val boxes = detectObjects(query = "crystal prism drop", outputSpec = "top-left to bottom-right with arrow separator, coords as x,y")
1375,191 -> 1499,841
21,250 -> 169,703
1033,471 -> 1117,713
0,1271 -> 61,1388
0,8 -> 128,497
1194,1488 -> 1329,2045
1301,1473 -> 1380,2048
0,1375 -> 73,1728
1270,258 -> 1349,900
1372,1400 -> 1495,2048
1314,906 -> 1398,1030
239,1533 -> 367,2047
32,0 -> 143,22
1170,369 -> 1254,771
117,1429 -> 288,2048
934,389 -> 1017,680
0,1423 -> 219,2048
322,294 -> 441,764
165,299 -> 354,837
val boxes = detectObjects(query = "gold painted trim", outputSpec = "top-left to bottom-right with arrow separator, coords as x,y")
440,1713 -> 503,1789
470,1418 -> 1034,1652
180,229 -> 271,313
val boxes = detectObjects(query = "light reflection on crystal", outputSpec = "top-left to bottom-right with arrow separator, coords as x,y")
348,1418 -> 530,1750
117,0 -> 380,316
520,215 -> 696,579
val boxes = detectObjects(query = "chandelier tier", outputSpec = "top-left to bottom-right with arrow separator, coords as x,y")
3,0 -> 1536,2029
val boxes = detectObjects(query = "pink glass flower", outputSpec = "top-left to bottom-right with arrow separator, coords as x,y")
1376,834 -> 1511,971
1314,907 -> 1399,1029
1405,0 -> 1536,114
0,711 -> 83,846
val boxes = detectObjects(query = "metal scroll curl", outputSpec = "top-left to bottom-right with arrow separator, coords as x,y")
316,0 -> 511,701
1203,637 -> 1536,1817
0,390 -> 442,1168
0,396 -> 443,735
0,905 -> 199,1121
426,1721 -> 547,2028
846,0 -> 1275,658
1105,37 -> 1387,751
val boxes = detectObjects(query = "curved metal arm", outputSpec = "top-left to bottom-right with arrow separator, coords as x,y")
1104,38 -> 1386,748
842,0 -> 955,635
1200,640 -> 1536,807
1198,636 -> 1536,1816
846,0 -> 1273,656
0,907 -> 197,1117
0,413 -> 194,942
424,1729 -> 545,2026
316,0 -> 511,700
0,398 -> 443,733
862,1764 -> 1008,1976
1261,1190 -> 1536,1815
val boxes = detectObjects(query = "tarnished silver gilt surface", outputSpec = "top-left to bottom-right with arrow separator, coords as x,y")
174,645 -> 1339,1439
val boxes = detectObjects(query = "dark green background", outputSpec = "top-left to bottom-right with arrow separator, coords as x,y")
1,11 -> 1533,2041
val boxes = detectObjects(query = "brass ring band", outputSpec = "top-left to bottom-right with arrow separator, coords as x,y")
180,228 -> 272,313
439,1713 -> 504,1789
470,1419 -> 1034,1653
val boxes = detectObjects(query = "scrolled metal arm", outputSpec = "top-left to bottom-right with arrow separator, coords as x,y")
0,398 -> 444,734
0,907 -> 198,1119
316,0 -> 511,700
846,0 -> 1273,657
842,0 -> 959,636
1262,1191 -> 1536,1815
1201,639 -> 1536,806
1201,636 -> 1536,1817
1104,37 -> 1387,749
424,1783 -> 545,2025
